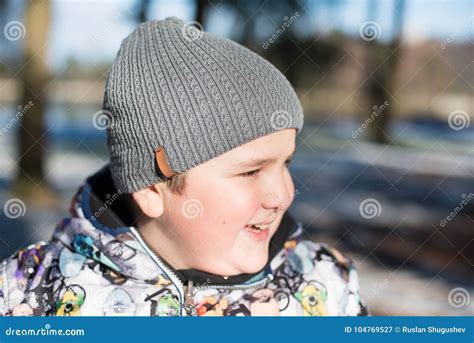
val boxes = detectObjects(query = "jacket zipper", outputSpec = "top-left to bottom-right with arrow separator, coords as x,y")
130,227 -> 272,316
193,275 -> 272,292
184,280 -> 197,316
130,227 -> 188,315
1,260 -> 9,315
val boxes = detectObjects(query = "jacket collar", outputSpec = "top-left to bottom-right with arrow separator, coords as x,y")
55,165 -> 302,286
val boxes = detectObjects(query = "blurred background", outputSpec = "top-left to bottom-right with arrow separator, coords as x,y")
0,0 -> 472,315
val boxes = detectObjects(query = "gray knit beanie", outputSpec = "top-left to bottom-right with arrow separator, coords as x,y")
103,17 -> 304,193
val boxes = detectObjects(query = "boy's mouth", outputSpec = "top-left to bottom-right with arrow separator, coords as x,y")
243,223 -> 272,242
242,216 -> 277,241
244,224 -> 270,233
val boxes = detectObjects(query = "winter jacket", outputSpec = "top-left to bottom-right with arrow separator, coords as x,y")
0,166 -> 368,316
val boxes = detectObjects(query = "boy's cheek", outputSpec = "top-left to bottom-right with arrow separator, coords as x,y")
178,178 -> 263,230
206,181 -> 259,213
283,172 -> 296,208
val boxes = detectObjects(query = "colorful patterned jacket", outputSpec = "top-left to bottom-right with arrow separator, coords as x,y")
0,166 -> 368,316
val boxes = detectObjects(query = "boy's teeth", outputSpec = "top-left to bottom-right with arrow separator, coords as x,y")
245,224 -> 268,231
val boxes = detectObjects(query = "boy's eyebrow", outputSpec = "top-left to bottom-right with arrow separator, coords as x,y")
230,150 -> 295,169
232,157 -> 277,169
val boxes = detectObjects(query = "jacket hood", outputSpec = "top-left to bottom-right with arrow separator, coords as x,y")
53,165 -> 303,287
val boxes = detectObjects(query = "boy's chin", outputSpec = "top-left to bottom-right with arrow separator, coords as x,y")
198,251 -> 268,277
203,246 -> 270,277
232,251 -> 269,275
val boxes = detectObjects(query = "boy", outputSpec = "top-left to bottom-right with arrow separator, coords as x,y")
0,17 -> 367,316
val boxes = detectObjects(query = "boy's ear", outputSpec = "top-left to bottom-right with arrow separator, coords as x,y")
132,184 -> 165,218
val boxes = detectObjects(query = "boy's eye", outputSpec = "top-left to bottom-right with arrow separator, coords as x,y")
239,159 -> 292,178
240,169 -> 260,177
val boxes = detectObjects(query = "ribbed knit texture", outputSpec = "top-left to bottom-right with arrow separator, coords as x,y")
103,17 -> 304,193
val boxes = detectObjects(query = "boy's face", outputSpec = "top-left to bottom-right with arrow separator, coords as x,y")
155,129 -> 296,276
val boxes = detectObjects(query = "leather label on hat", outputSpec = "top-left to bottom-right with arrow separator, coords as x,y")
155,146 -> 176,178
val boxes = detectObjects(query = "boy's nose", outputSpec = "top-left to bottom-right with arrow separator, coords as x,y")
261,176 -> 293,212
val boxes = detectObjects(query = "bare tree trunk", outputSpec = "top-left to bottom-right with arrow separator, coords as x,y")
136,0 -> 150,23
364,0 -> 405,144
13,0 -> 52,200
195,0 -> 207,25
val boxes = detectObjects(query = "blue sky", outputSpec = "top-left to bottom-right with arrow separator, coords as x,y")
2,0 -> 473,72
